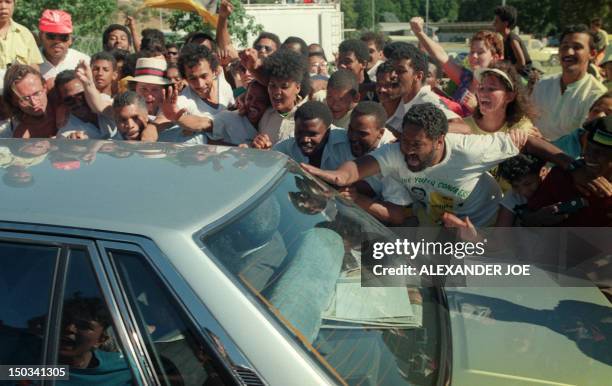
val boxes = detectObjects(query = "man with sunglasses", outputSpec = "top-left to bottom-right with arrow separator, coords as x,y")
55,69 -> 116,139
38,9 -> 90,82
0,0 -> 43,78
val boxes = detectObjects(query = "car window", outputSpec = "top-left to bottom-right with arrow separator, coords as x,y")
109,249 -> 231,386
202,165 -> 444,386
56,248 -> 135,385
0,241 -> 58,366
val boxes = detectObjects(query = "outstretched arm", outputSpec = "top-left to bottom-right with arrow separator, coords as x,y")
216,0 -> 239,65
301,155 -> 381,187
410,17 -> 465,86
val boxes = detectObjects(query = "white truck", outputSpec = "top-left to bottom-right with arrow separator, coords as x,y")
244,2 -> 344,58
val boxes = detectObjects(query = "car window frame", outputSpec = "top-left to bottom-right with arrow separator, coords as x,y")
0,229 -> 147,385
97,239 -> 255,386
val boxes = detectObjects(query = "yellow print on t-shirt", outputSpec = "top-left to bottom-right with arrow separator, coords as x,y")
429,191 -> 455,224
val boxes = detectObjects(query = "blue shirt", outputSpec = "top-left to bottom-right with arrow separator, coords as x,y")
57,349 -> 133,386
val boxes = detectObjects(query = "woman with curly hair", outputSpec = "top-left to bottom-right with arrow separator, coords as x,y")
252,49 -> 309,147
409,17 -> 504,116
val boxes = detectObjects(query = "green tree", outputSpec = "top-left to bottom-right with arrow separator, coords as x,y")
13,0 -> 116,38
342,0 -> 358,29
168,0 -> 262,47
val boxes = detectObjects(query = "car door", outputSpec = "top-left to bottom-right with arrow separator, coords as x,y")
0,231 -> 146,385
96,240 -> 264,386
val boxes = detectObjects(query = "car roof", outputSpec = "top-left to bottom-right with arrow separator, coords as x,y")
0,139 -> 288,237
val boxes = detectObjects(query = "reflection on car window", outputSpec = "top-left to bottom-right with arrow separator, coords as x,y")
202,166 -> 443,386
56,248 -> 134,385
0,241 -> 58,367
110,250 -> 230,386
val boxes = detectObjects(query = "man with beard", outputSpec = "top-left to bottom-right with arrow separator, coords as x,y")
273,101 -> 352,169
37,9 -> 90,82
303,103 -> 581,226
54,70 -> 116,139
532,25 -> 607,140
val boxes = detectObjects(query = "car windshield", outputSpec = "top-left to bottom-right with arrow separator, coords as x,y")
201,163 -> 445,386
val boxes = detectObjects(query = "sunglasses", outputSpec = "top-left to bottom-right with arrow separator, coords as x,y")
254,44 -> 274,53
45,33 -> 70,42
63,92 -> 85,106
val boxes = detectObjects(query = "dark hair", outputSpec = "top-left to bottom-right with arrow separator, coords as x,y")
54,69 -> 77,90
388,42 -> 428,76
185,31 -> 217,51
282,36 -> 308,56
338,39 -> 370,63
308,43 -> 327,60
177,43 -> 219,78
427,57 -> 443,79
262,49 -> 308,84
590,91 -> 612,112
91,51 -> 117,70
140,36 -> 166,56
559,24 -> 596,50
402,103 -> 448,139
360,31 -> 385,51
166,42 -> 179,50
167,63 -> 180,72
498,154 -> 545,183
141,28 -> 165,45
62,296 -> 112,329
591,18 -> 602,27
351,101 -> 387,128
473,62 -> 537,126
254,32 -> 281,50
102,24 -> 133,51
470,31 -> 504,58
327,69 -> 358,95
3,64 -> 45,118
113,90 -> 147,113
494,5 -> 518,29
295,101 -> 333,128
383,41 -> 413,59
110,48 -> 129,65
376,60 -> 395,78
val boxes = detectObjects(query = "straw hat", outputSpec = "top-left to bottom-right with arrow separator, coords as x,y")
131,58 -> 170,85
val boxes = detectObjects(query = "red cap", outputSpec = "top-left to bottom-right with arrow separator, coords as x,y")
39,9 -> 73,34
52,161 -> 80,170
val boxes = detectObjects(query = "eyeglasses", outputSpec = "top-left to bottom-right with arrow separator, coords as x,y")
13,89 -> 45,106
63,92 -> 85,106
45,33 -> 70,42
254,44 -> 274,53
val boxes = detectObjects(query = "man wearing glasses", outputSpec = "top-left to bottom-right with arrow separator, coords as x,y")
38,9 -> 90,82
3,64 -> 57,138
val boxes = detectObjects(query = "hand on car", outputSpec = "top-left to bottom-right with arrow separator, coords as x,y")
251,133 -> 272,150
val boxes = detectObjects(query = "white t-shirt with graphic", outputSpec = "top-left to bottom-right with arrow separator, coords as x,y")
372,133 -> 519,226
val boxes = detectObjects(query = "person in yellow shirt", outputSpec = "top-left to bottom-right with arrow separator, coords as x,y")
0,0 -> 43,71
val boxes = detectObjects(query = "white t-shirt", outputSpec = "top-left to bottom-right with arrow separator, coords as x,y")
258,106 -> 297,145
386,85 -> 460,133
177,75 -> 235,117
372,133 -> 519,226
367,60 -> 384,83
56,114 -> 116,139
209,110 -> 257,145
532,73 -> 606,140
273,127 -> 353,170
39,48 -> 90,80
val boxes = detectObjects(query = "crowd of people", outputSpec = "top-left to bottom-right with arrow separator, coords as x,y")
0,0 -> 610,230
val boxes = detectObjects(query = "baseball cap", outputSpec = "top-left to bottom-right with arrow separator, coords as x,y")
39,9 -> 73,34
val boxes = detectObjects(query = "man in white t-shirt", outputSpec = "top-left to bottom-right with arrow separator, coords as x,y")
37,10 -> 90,81
385,42 -> 469,135
532,25 -> 607,140
304,103 -> 577,227
176,44 -> 235,117
208,81 -> 270,145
